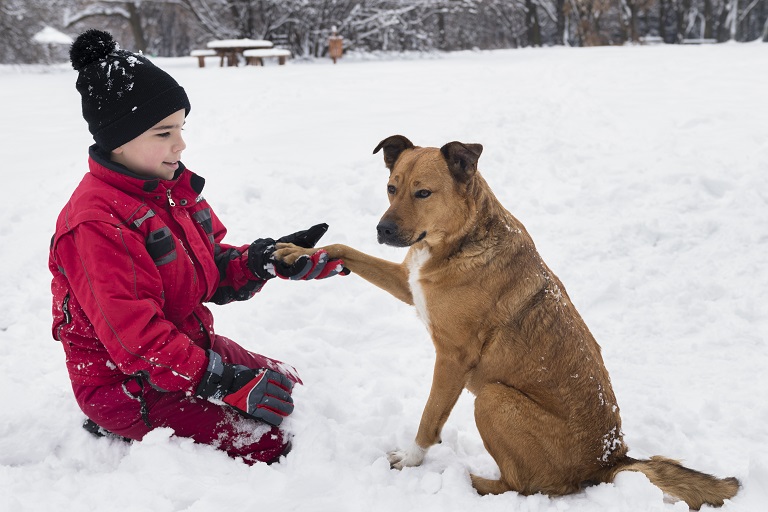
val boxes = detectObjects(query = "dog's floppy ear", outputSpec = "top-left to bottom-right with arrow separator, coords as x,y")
440,141 -> 483,183
373,135 -> 415,171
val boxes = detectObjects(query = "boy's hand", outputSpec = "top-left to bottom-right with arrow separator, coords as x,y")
196,350 -> 294,426
273,249 -> 346,280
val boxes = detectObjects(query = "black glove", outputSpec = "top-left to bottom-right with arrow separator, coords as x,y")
196,350 -> 294,426
248,223 -> 345,280
276,223 -> 329,248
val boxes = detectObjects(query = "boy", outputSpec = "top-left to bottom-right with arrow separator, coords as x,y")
49,29 -> 345,464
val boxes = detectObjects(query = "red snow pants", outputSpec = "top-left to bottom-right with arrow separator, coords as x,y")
71,335 -> 298,464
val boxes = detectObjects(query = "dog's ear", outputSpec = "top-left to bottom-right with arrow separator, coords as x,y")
440,142 -> 483,183
373,135 -> 415,171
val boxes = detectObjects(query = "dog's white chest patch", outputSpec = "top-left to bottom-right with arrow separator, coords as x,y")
407,247 -> 431,331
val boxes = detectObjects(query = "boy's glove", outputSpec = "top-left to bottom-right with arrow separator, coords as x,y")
196,350 -> 294,426
274,249 -> 347,280
277,223 -> 330,248
248,223 -> 347,280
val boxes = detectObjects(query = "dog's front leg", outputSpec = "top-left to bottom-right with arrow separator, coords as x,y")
388,354 -> 466,469
275,242 -> 413,304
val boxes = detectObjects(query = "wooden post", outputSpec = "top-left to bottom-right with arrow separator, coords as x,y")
329,26 -> 343,64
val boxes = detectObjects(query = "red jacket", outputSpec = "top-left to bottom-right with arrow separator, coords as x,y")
50,147 -> 266,393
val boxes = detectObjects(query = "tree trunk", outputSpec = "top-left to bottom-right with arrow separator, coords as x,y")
525,0 -> 542,46
717,2 -> 732,40
703,0 -> 714,39
126,3 -> 147,54
675,0 -> 685,42
729,0 -> 739,40
763,16 -> 768,41
556,0 -> 566,45
629,2 -> 639,42
437,11 -> 446,50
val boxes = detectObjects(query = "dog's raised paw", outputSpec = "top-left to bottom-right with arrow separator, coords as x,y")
274,243 -> 313,265
387,443 -> 426,469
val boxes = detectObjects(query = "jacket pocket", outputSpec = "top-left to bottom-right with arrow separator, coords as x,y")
146,226 -> 177,266
54,292 -> 72,343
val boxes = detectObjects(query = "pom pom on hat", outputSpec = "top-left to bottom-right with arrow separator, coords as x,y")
70,29 -> 191,151
69,29 -> 118,71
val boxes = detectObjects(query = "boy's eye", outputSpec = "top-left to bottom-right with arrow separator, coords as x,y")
157,132 -> 171,138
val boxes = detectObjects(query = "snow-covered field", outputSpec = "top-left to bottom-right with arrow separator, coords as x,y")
1,43 -> 766,511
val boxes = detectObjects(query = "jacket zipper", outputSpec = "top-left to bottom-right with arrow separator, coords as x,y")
167,186 -> 204,304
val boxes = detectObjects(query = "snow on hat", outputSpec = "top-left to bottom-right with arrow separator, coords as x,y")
70,29 -> 191,151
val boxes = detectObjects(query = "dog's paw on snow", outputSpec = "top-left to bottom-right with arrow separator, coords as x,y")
387,442 -> 427,469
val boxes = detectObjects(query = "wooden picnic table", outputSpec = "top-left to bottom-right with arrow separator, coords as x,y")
206,39 -> 274,67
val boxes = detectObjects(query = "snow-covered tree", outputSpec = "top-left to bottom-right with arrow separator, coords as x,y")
0,0 -> 72,63
0,0 -> 765,63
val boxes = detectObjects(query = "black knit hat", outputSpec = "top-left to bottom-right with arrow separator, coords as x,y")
70,29 -> 191,151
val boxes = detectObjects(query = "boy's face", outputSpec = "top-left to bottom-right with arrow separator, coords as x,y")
110,109 -> 187,180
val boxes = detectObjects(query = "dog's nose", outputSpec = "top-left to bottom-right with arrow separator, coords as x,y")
377,220 -> 398,244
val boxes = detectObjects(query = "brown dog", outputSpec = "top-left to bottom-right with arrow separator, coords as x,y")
275,135 -> 739,508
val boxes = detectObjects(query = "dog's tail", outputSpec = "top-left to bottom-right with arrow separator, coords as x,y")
607,456 -> 739,509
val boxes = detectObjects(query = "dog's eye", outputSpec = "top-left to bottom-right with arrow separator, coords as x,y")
415,189 -> 432,199
387,185 -> 396,195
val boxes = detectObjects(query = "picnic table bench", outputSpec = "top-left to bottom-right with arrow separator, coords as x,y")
243,48 -> 292,66
190,49 -> 217,67
681,38 -> 717,44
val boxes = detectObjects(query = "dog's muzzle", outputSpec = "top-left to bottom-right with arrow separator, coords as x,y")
377,220 -> 425,247
377,220 -> 403,246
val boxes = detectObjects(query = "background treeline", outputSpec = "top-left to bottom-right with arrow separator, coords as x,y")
4,0 -> 767,64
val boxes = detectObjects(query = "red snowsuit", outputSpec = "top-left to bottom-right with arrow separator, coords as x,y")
50,146 -> 300,463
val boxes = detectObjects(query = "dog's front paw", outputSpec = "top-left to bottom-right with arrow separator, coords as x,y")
274,243 -> 314,265
387,443 -> 427,469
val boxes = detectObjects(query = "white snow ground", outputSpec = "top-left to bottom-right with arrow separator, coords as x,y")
0,43 -> 766,511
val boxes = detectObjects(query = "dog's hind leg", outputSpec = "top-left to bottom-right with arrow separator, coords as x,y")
471,383 -> 582,497
470,475 -> 513,495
